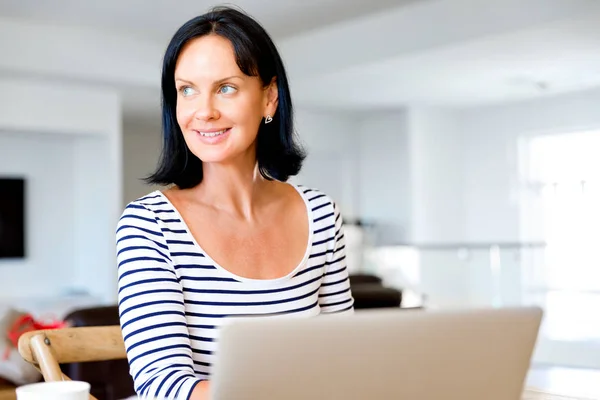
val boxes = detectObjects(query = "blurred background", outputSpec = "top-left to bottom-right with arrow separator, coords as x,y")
1,0 -> 600,397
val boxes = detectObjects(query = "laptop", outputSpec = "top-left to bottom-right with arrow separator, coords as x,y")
211,306 -> 543,400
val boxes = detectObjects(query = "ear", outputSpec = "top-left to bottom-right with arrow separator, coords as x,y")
263,77 -> 279,117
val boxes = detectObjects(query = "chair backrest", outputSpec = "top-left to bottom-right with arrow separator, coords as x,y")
17,326 -> 126,400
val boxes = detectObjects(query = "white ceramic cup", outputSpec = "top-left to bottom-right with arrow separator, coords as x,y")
16,381 -> 91,400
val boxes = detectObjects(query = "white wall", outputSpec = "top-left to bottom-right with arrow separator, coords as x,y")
364,89 -> 600,245
347,108 -> 465,245
122,119 -> 162,205
292,108 -> 360,219
356,111 -> 411,243
0,78 -> 122,303
294,108 -> 461,246
460,87 -> 600,242
0,133 -> 76,298
408,108 -> 465,243
0,79 -> 120,137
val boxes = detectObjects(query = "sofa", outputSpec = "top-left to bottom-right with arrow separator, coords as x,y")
349,273 -> 402,309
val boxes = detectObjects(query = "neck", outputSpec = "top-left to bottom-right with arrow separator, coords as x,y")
192,154 -> 273,221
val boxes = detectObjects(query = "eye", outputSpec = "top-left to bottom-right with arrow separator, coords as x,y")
180,86 -> 196,97
218,85 -> 237,95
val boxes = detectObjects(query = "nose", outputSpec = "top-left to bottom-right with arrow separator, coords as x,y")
193,93 -> 220,121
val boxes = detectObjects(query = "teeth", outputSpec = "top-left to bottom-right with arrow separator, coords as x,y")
199,129 -> 227,137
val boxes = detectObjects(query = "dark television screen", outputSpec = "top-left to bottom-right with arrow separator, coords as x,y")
0,178 -> 26,258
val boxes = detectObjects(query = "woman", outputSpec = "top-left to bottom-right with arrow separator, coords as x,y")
116,6 -> 354,400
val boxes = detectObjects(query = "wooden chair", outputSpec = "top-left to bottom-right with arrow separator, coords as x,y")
17,326 -> 126,400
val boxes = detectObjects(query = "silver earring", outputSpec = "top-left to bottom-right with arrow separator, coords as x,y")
265,115 -> 273,124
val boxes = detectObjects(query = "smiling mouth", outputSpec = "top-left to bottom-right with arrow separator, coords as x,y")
196,128 -> 230,137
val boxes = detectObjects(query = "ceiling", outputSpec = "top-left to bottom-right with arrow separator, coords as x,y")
2,0 -> 600,122
0,0 -> 416,42
292,13 -> 600,109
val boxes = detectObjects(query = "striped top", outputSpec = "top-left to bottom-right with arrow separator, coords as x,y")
116,185 -> 354,400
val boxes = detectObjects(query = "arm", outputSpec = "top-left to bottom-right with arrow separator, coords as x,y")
318,202 -> 355,314
189,381 -> 210,400
116,202 -> 202,400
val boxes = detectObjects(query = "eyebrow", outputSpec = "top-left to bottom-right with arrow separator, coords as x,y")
174,75 -> 244,85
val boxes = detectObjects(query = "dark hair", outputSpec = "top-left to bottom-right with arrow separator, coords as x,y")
146,6 -> 306,188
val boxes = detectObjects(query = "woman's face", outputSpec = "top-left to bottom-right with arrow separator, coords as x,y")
174,34 -> 278,165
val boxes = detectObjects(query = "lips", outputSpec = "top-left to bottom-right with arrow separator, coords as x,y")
193,127 -> 232,144
196,128 -> 230,137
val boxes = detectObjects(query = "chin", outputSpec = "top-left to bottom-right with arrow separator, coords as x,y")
191,144 -> 257,166
195,151 -> 232,164
195,145 -> 249,163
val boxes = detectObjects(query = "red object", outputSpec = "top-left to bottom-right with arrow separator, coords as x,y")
3,314 -> 67,360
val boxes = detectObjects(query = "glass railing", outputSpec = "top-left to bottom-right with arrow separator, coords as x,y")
360,243 -> 600,368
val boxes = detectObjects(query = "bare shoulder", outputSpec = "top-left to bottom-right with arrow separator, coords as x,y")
264,181 -> 303,213
272,181 -> 333,208
160,186 -> 180,202
160,186 -> 192,212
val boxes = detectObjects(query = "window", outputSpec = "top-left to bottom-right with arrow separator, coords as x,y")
520,131 -> 600,342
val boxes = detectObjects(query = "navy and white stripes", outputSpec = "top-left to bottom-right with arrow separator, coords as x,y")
116,185 -> 354,400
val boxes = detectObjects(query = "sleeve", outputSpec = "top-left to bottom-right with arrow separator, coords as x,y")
318,201 -> 355,314
116,202 -> 202,400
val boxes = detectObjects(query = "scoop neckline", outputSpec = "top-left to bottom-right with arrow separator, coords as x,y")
154,182 -> 314,284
